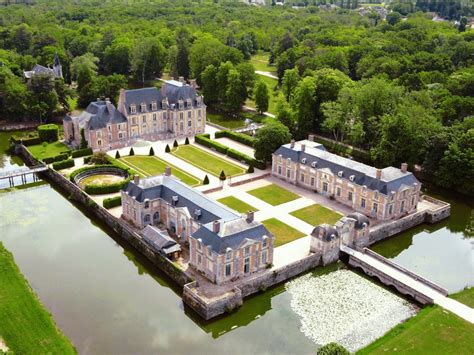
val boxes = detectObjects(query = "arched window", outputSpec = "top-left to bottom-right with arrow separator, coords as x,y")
144,201 -> 150,209
153,211 -> 160,221
144,214 -> 151,223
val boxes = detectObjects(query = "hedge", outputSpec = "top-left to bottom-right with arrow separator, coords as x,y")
103,196 -> 122,209
84,181 -> 129,195
43,152 -> 70,164
83,155 -> 93,164
195,134 -> 228,154
37,124 -> 59,142
52,159 -> 75,170
71,147 -> 93,158
215,130 -> 255,147
226,148 -> 265,169
9,135 -> 41,146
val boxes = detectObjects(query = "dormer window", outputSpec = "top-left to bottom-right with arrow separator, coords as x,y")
349,175 -> 355,181
151,102 -> 157,111
186,98 -> 192,108
287,158 -> 291,164
301,158 -> 307,164
130,104 -> 136,114
263,235 -> 268,248
197,238 -> 202,251
141,103 -> 146,112
178,100 -> 184,110
311,161 -> 317,168
226,248 -> 232,260
196,96 -> 201,106
162,99 -> 167,109
338,171 -> 343,177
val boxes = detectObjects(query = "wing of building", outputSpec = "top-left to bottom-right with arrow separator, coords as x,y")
272,137 -> 421,221
121,172 -> 273,285
64,79 -> 206,151
23,53 -> 63,80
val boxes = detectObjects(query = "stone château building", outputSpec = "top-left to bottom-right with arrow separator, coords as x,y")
23,53 -> 63,80
63,79 -> 206,151
272,137 -> 421,221
121,170 -> 274,285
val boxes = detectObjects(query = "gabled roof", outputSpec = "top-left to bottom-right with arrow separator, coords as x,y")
72,101 -> 127,130
142,225 -> 181,255
274,140 -> 419,195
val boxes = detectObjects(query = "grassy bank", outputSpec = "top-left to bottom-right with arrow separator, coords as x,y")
358,287 -> 474,354
0,242 -> 76,354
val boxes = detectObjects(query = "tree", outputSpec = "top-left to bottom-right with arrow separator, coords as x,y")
80,128 -> 88,149
225,69 -> 246,114
175,34 -> 190,79
70,53 -> 99,91
185,137 -> 190,145
386,11 -> 402,26
276,98 -> 296,135
291,76 -> 317,139
131,38 -> 167,85
115,150 -> 120,159
254,121 -> 291,162
247,164 -> 254,173
129,147 -> 135,156
317,342 -> 350,355
28,74 -> 59,122
201,64 -> 219,105
203,175 -> 210,185
165,144 -> 171,153
281,68 -> 299,102
104,39 -> 132,75
149,146 -> 155,156
254,80 -> 269,114
173,140 -> 178,148
219,170 -> 227,181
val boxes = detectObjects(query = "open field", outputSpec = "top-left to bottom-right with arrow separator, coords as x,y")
358,288 -> 474,355
171,145 -> 246,177
247,183 -> 300,206
28,141 -> 69,160
246,74 -> 280,114
217,196 -> 258,214
120,155 -> 201,186
262,218 -> 306,247
250,52 -> 277,74
290,204 -> 342,226
206,110 -> 267,129
0,242 -> 76,354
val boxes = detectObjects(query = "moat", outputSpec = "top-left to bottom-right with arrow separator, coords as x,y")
0,135 -> 472,353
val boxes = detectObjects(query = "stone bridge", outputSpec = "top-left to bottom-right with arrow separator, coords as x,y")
0,165 -> 47,187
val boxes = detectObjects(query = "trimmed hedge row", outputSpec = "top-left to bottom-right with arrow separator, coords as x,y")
71,147 -> 93,158
9,135 -> 41,146
38,124 -> 59,142
103,196 -> 122,209
215,130 -> 255,147
83,155 -> 94,164
43,152 -> 70,164
195,134 -> 228,154
84,182 -> 128,195
52,159 -> 75,170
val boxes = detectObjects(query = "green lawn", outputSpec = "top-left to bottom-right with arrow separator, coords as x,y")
206,110 -> 267,129
120,155 -> 201,186
0,242 -> 76,354
250,51 -> 277,74
262,218 -> 305,247
290,204 -> 343,226
450,287 -> 474,308
246,74 -> 280,114
171,145 -> 246,177
217,196 -> 258,214
28,141 -> 69,160
248,183 -> 300,206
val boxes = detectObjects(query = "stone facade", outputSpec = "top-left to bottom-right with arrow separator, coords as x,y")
272,137 -> 421,221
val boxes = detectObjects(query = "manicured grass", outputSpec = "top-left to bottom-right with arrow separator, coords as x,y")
262,218 -> 305,247
28,141 -> 69,160
357,304 -> 474,355
0,242 -> 76,354
250,51 -> 277,74
290,204 -> 342,226
171,145 -> 246,177
120,155 -> 201,186
217,196 -> 258,214
248,183 -> 300,206
206,110 -> 267,129
246,74 -> 280,114
450,287 -> 474,308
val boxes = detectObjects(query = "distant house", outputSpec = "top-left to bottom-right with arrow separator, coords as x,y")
23,53 -> 62,80
121,171 -> 274,284
64,78 -> 206,151
272,136 -> 421,221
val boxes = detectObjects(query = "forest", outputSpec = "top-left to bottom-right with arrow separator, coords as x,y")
0,0 -> 472,195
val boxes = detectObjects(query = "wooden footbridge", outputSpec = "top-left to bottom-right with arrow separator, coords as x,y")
340,245 -> 474,323
0,165 -> 47,187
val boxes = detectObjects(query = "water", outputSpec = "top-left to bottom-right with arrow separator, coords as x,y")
0,131 -> 35,189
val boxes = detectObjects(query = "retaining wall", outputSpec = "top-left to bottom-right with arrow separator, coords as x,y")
229,172 -> 271,187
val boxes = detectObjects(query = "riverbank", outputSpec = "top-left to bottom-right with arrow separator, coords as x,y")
0,242 -> 76,354
357,287 -> 474,354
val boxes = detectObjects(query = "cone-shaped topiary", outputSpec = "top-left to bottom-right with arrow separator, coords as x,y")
173,139 -> 178,148
129,147 -> 135,156
165,144 -> 171,153
149,146 -> 155,156
185,137 -> 190,145
203,175 -> 209,185
247,164 -> 254,173
115,150 -> 120,159
219,170 -> 226,181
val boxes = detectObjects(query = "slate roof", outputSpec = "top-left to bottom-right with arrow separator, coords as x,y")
73,101 -> 127,130
24,64 -> 56,79
274,140 -> 419,195
346,212 -> 370,229
142,225 -> 181,255
311,224 -> 338,242
123,175 -> 271,253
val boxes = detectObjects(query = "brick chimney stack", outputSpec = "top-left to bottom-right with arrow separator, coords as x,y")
213,220 -> 220,234
134,175 -> 140,185
376,169 -> 382,180
308,134 -> 315,142
301,144 -> 306,152
165,167 -> 171,176
246,211 -> 254,223
401,163 -> 408,173
178,76 -> 185,83
290,139 -> 295,148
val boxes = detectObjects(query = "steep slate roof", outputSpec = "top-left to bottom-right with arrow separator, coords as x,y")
274,140 -> 419,195
123,175 -> 271,253
346,212 -> 370,229
74,101 -> 127,130
311,224 -> 339,242
142,225 -> 181,254
24,64 -> 56,79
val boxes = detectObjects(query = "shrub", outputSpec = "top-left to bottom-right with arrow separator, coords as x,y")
203,175 -> 209,185
115,150 -> 120,159
84,181 -> 128,195
185,137 -> 190,145
80,128 -> 88,149
37,124 -> 59,142
103,196 -> 122,209
52,159 -> 74,170
43,152 -> 70,164
83,155 -> 93,164
89,152 -> 109,165
195,134 -> 228,154
10,135 -> 41,146
219,170 -> 226,181
149,146 -> 155,156
226,148 -> 265,169
247,164 -> 254,173
71,147 -> 93,158
165,144 -> 171,153
215,130 -> 255,147
129,147 -> 135,156
173,139 -> 178,148
317,342 -> 350,355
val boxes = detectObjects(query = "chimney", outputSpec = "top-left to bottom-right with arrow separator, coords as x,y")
246,211 -> 254,223
301,144 -> 306,152
178,76 -> 185,83
376,169 -> 382,180
97,98 -> 101,102
133,175 -> 140,185
213,220 -> 220,234
308,134 -> 315,142
290,139 -> 295,148
401,163 -> 408,173
189,79 -> 198,89
165,166 -> 171,176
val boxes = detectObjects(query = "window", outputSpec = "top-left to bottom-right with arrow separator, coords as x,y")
132,117 -> 137,125
180,112 -> 184,120
180,122 -> 183,131
130,105 -> 136,114
374,191 -> 379,200
188,120 -> 192,127
373,202 -> 378,214
411,196 -> 415,206
141,104 -> 146,112
188,111 -> 191,118
108,125 -> 111,131
97,140 -> 102,146
142,115 -> 146,123
244,257 -> 250,274
262,250 -> 267,264
144,201 -> 149,209
388,204 -> 393,215
198,109 -> 202,117
198,254 -> 202,264
152,102 -> 157,111
361,198 -> 366,208
323,182 -> 328,193
278,166 -> 282,175
144,214 -> 150,223
153,114 -> 157,121
311,177 -> 315,186
118,133 -> 123,139
300,174 -> 305,183
208,248 -> 212,257
245,246 -> 250,256
153,212 -> 160,221
400,200 -> 405,213
97,131 -> 102,138
225,263 -> 232,277
336,187 -> 341,197
226,250 -> 232,261
287,169 -> 291,178
348,191 -> 353,201
263,237 -> 267,248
